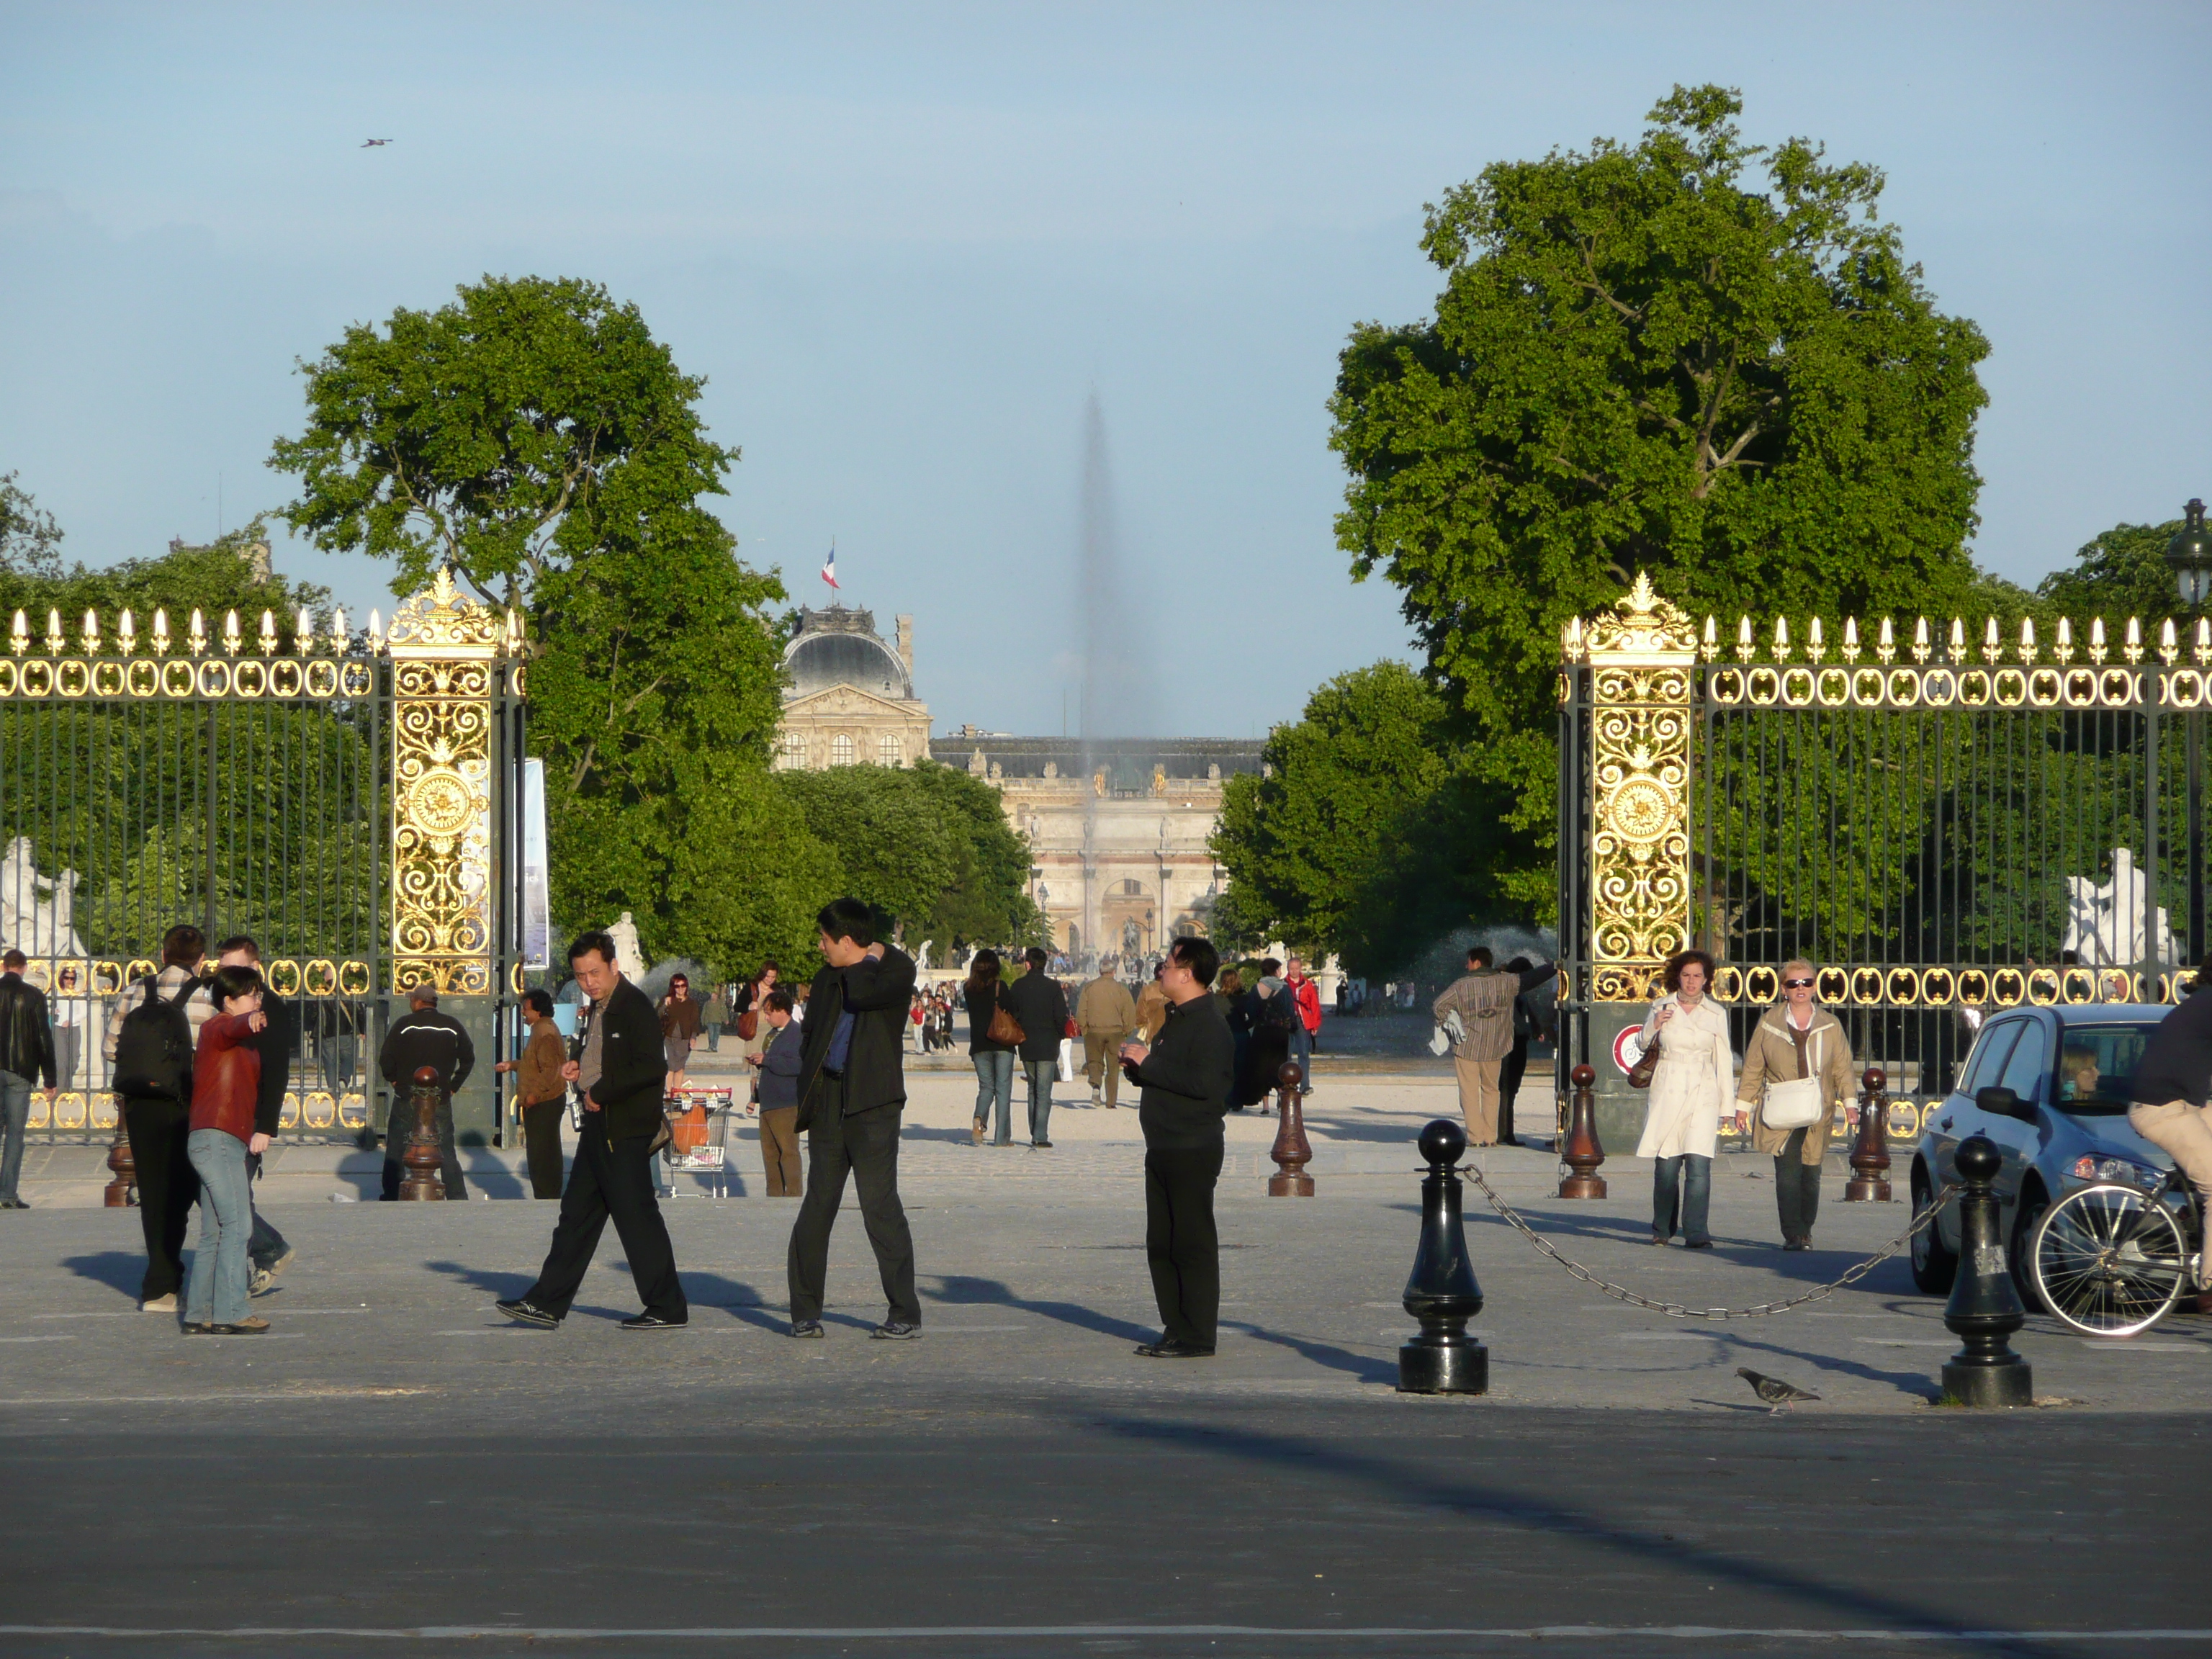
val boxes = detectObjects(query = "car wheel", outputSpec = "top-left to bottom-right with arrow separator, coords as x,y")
1910,1162 -> 1958,1295
2011,1183 -> 2049,1313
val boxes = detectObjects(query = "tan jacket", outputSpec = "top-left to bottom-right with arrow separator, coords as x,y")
1737,1004 -> 1854,1164
516,1020 -> 567,1107
1431,971 -> 1518,1064
1076,975 -> 1137,1036
1133,981 -> 1169,1042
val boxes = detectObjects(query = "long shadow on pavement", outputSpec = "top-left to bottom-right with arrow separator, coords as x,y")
929,1271 -> 1154,1344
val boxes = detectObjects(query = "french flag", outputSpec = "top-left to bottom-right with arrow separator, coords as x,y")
821,546 -> 840,591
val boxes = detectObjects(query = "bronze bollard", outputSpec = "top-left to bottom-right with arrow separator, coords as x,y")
104,1097 -> 137,1208
1267,1061 -> 1313,1197
398,1065 -> 446,1201
1558,1062 -> 1606,1198
1845,1066 -> 1894,1202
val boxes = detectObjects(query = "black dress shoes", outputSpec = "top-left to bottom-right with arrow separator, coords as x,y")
495,1298 -> 561,1328
1134,1339 -> 1215,1359
619,1313 -> 686,1331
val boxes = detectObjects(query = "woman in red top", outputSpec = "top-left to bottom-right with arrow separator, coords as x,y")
184,965 -> 270,1336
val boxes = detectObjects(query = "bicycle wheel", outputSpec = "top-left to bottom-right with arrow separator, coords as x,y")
2030,1184 -> 2188,1338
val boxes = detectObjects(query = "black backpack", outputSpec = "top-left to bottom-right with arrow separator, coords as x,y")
112,978 -> 199,1100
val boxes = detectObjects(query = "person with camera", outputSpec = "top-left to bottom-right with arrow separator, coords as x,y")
182,963 -> 273,1336
498,930 -> 688,1330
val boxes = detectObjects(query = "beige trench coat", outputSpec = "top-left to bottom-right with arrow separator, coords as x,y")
1634,994 -> 1734,1160
1737,1004 -> 1856,1164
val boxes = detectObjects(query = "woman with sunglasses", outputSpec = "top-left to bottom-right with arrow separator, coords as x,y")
1635,948 -> 1732,1248
1736,959 -> 1854,1251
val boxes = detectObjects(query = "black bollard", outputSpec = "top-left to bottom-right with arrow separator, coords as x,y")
1941,1135 -> 2033,1407
1398,1118 -> 1488,1395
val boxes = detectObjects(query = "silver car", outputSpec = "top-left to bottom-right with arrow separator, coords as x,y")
1908,1003 -> 2171,1308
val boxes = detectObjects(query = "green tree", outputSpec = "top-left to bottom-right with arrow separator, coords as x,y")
907,762 -> 1043,948
2037,514 -> 2195,626
272,276 -> 837,977
0,472 -> 65,578
0,514 -> 333,642
1331,85 -> 1991,912
1209,662 -> 1515,976
271,276 -> 736,610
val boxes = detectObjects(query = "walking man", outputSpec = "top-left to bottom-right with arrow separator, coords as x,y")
0,950 -> 58,1210
786,899 -> 921,1340
1076,961 -> 1136,1110
1284,957 -> 1322,1094
1120,936 -> 1236,1359
1002,947 -> 1070,1148
107,925 -> 212,1310
499,930 -> 688,1329
1432,948 -> 1557,1147
377,986 -> 475,1200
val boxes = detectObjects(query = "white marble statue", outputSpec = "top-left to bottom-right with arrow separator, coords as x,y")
916,939 -> 934,970
0,837 -> 86,958
608,910 -> 648,982
2062,848 -> 2176,966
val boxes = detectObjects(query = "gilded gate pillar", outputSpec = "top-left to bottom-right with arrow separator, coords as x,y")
380,566 -> 524,1146
1581,572 -> 1696,1003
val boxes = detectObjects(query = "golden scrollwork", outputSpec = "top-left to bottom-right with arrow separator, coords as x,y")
386,566 -> 518,997
1586,574 -> 1695,999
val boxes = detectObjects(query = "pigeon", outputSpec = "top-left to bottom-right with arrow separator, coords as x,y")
361,139 -> 393,148
1737,1366 -> 1820,1412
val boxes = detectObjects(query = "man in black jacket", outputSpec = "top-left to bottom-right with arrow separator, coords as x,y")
1120,935 -> 1236,1358
0,950 -> 58,1210
377,986 -> 475,1201
1000,946 -> 1069,1148
786,898 -> 921,1340
212,938 -> 295,1291
500,930 -> 687,1330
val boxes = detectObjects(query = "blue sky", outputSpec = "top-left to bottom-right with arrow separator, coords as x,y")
2,1 -> 2206,738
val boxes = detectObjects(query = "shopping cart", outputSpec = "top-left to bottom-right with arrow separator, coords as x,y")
660,1086 -> 740,1199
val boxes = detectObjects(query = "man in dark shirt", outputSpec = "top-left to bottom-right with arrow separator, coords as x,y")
377,986 -> 476,1200
2130,952 -> 2212,1237
786,898 -> 922,1341
211,937 -> 295,1293
1120,935 -> 1237,1358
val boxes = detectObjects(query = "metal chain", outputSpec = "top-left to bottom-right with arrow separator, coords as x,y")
1455,1164 -> 1959,1321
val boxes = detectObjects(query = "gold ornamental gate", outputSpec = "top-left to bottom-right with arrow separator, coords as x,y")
0,565 -> 529,1144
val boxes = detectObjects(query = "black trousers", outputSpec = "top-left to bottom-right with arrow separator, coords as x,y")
787,1092 -> 918,1326
1775,1126 -> 1823,1243
1144,1141 -> 1225,1350
379,1092 -> 467,1201
1498,1036 -> 1529,1143
523,1112 -> 686,1321
122,1096 -> 197,1300
521,1100 -> 566,1200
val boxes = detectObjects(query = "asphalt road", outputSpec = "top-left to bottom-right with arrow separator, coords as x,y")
4,1401 -> 2208,1658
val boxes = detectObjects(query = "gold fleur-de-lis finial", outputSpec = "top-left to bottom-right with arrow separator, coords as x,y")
153,609 -> 172,657
188,608 -> 207,657
223,610 -> 243,657
118,609 -> 137,655
1841,617 -> 1861,663
2088,618 -> 2108,664
1912,618 -> 1932,663
45,608 -> 64,655
2054,618 -> 2074,665
2158,619 -> 2178,665
1807,616 -> 1825,662
330,608 -> 348,652
1736,616 -> 1754,662
1772,616 -> 1791,662
2123,617 -> 2143,665
9,611 -> 27,657
81,609 -> 101,654
257,610 -> 279,656
1876,618 -> 1896,665
1947,619 -> 1967,663
2017,618 -> 2037,664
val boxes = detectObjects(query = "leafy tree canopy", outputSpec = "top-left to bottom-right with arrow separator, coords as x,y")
779,763 -> 1042,952
270,275 -> 737,609
1210,662 -> 1516,977
1331,84 -> 1991,911
2036,513 -> 2197,625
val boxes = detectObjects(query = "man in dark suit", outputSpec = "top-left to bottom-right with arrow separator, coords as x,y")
376,985 -> 475,1200
999,947 -> 1069,1148
498,930 -> 687,1330
1120,936 -> 1236,1358
786,898 -> 921,1341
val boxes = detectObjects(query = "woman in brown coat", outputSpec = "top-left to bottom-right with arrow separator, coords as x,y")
1735,958 -> 1854,1251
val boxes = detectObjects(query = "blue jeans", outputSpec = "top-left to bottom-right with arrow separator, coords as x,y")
0,1069 -> 30,1203
1653,1153 -> 1712,1244
972,1051 -> 1015,1144
1025,1059 -> 1056,1144
185,1130 -> 253,1326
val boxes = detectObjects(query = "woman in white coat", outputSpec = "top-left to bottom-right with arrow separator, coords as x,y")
1635,948 -> 1733,1248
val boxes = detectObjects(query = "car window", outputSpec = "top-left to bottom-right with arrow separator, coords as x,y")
1997,1022 -> 2049,1102
2051,1023 -> 2154,1117
1960,1020 -> 2021,1098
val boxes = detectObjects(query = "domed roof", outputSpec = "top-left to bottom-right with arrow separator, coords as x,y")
783,607 -> 912,701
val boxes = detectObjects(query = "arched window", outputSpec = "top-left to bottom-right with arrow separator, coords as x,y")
879,734 -> 902,766
831,734 -> 855,766
780,731 -> 804,765
1121,878 -> 1143,896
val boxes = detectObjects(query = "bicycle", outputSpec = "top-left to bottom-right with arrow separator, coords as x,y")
2028,1165 -> 2206,1338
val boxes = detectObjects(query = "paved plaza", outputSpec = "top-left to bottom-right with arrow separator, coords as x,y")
3,1061 -> 2208,1654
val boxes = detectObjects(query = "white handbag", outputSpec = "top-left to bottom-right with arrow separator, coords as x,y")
1760,1025 -> 1826,1129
